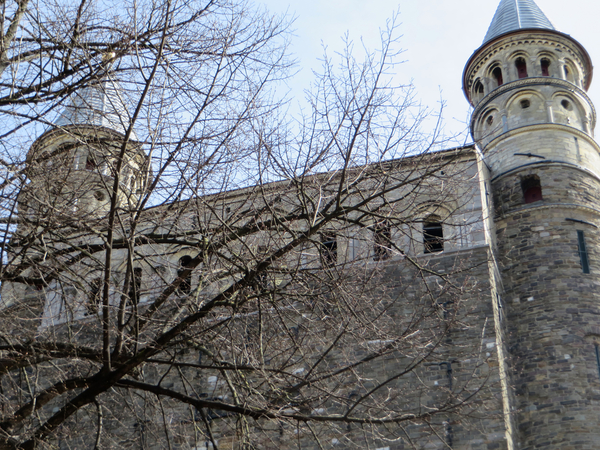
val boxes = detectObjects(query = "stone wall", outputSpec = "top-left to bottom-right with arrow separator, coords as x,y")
493,167 -> 600,449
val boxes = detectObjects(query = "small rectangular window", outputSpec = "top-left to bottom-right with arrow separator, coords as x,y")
578,230 -> 590,273
423,220 -> 444,254
178,256 -> 193,294
87,278 -> 102,315
321,233 -> 337,267
128,267 -> 143,304
521,175 -> 542,204
85,157 -> 97,170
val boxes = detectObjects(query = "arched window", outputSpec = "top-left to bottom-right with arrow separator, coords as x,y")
178,255 -> 193,295
473,80 -> 485,103
516,58 -> 528,79
521,175 -> 542,204
541,58 -> 551,77
423,217 -> 444,254
492,67 -> 503,86
564,63 -> 577,84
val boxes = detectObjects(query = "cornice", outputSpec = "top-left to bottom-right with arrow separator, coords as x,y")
27,124 -> 139,162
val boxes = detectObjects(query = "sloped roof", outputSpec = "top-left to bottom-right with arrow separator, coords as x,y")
55,75 -> 137,140
483,0 -> 555,44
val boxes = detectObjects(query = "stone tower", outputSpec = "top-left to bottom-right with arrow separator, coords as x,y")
2,73 -> 149,312
464,0 -> 600,448
19,72 -> 149,225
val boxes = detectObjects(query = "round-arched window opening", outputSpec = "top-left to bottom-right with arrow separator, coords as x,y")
486,115 -> 494,126
94,191 -> 106,201
564,64 -> 576,83
561,99 -> 573,111
473,80 -> 485,103
492,66 -> 504,86
520,99 -> 531,109
541,58 -> 551,76
515,57 -> 528,79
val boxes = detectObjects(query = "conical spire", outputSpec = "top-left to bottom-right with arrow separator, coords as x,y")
483,0 -> 555,44
55,74 -> 137,140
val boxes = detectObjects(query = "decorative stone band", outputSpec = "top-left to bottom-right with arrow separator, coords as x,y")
470,77 -> 596,131
489,158 -> 600,184
491,198 -> 600,222
480,122 -> 600,156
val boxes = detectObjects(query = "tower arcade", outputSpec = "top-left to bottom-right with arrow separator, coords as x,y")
464,0 -> 600,448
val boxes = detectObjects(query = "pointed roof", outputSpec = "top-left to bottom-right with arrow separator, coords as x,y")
483,0 -> 555,44
55,75 -> 137,140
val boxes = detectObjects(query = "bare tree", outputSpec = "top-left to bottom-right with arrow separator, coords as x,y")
0,1 -> 506,449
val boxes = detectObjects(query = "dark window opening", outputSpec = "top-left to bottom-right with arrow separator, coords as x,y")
561,99 -> 573,111
252,246 -> 270,291
87,278 -> 102,315
578,230 -> 590,274
321,233 -> 337,267
424,218 -> 444,254
85,156 -> 97,170
373,221 -> 392,261
473,80 -> 484,101
178,255 -> 193,294
520,99 -> 531,109
128,267 -> 143,305
486,115 -> 494,126
521,175 -> 543,204
492,67 -> 503,86
541,58 -> 550,76
516,58 -> 528,79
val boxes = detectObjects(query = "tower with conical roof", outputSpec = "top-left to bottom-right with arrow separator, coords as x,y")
20,73 -> 149,225
1,72 -> 150,313
464,0 -> 600,448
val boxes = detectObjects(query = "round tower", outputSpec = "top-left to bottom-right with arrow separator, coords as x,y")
20,74 -> 149,225
464,1 -> 600,448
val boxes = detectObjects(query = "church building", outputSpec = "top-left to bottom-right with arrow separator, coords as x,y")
1,1 -> 600,449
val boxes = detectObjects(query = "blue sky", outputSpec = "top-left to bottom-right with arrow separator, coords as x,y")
257,0 -> 600,144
